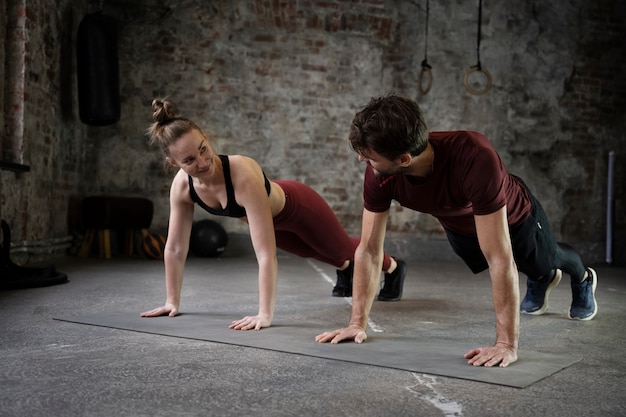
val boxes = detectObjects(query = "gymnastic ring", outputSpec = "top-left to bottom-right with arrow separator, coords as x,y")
463,65 -> 492,96
418,66 -> 433,94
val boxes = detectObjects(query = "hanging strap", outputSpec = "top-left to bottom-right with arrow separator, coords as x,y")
418,0 -> 432,94
475,0 -> 483,70
464,0 -> 492,95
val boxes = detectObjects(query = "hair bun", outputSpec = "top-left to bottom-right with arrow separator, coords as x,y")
152,98 -> 178,123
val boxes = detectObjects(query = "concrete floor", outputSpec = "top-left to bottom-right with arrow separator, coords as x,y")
1,244 -> 625,417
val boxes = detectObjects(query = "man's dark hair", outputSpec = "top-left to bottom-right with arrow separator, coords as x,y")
349,94 -> 429,160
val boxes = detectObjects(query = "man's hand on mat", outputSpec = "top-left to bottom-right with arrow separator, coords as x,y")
229,314 -> 272,331
140,303 -> 179,318
314,326 -> 368,344
463,344 -> 518,368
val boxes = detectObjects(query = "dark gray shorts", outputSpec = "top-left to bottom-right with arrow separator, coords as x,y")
444,193 -> 557,279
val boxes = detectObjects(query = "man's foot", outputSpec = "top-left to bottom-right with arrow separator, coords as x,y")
521,269 -> 562,315
378,258 -> 407,301
332,261 -> 353,297
569,267 -> 598,320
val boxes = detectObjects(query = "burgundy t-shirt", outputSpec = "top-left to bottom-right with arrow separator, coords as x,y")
363,131 -> 532,236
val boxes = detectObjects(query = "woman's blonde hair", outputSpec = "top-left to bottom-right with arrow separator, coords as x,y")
145,98 -> 208,157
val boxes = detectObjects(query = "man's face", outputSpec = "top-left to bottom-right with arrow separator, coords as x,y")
357,148 -> 405,177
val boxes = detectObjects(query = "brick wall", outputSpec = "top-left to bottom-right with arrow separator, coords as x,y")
559,0 -> 626,258
0,0 -> 87,261
0,0 -> 6,173
1,0 -> 624,264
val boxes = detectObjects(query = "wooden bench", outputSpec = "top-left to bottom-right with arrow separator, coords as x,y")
78,196 -> 153,259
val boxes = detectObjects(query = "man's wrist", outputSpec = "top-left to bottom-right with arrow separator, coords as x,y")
496,340 -> 517,349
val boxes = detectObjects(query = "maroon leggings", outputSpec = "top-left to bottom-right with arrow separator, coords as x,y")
272,180 -> 392,270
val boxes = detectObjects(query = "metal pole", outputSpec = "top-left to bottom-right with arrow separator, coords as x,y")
606,151 -> 615,264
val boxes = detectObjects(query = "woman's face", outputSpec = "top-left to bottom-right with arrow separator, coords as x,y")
166,129 -> 216,178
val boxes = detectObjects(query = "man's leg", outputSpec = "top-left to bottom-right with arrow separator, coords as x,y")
512,195 -> 597,320
443,228 -> 489,274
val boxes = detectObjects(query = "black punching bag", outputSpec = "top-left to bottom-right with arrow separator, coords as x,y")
77,12 -> 120,125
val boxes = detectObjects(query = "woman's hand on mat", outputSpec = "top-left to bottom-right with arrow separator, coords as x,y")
314,326 -> 368,344
140,303 -> 179,318
463,344 -> 518,368
229,314 -> 272,331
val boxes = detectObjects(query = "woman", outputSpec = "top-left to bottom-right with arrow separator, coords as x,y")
140,99 -> 406,330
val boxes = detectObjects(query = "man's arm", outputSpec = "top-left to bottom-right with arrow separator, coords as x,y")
464,205 -> 520,367
316,208 -> 390,343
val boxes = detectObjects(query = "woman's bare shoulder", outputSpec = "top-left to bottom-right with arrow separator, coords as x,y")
169,169 -> 193,203
227,154 -> 263,175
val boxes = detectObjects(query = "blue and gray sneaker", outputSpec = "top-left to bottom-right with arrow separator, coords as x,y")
521,269 -> 562,315
568,267 -> 598,320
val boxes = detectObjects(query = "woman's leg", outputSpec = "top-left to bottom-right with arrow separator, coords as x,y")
272,180 -> 404,299
272,180 -> 391,270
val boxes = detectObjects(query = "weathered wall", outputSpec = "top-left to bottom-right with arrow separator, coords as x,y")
0,0 -> 5,170
1,0 -> 88,261
1,0 -> 624,264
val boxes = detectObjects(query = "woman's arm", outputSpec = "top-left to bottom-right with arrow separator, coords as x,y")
228,156 -> 279,330
141,171 -> 194,317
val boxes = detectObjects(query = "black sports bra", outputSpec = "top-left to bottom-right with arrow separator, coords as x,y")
188,155 -> 271,218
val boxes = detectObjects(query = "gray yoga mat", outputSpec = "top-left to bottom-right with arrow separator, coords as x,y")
55,312 -> 580,388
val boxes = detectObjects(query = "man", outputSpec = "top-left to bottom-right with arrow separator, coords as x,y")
315,94 -> 598,368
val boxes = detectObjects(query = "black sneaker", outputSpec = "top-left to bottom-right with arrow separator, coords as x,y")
568,267 -> 598,320
332,261 -> 353,297
378,258 -> 407,301
520,269 -> 562,315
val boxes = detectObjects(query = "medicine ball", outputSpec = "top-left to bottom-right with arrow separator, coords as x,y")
189,220 -> 228,257
142,232 -> 167,260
